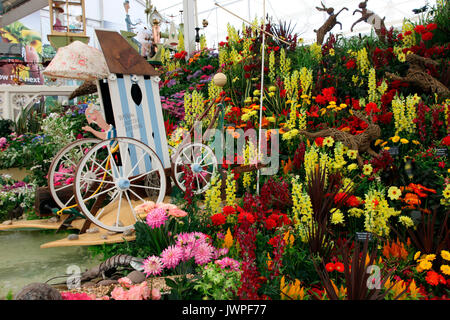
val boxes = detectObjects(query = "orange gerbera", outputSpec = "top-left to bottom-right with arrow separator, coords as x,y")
403,193 -> 421,207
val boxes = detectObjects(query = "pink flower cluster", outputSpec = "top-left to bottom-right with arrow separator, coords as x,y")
61,292 -> 97,300
143,232 -> 228,275
215,257 -> 241,272
135,201 -> 188,219
53,164 -> 75,186
111,277 -> 161,300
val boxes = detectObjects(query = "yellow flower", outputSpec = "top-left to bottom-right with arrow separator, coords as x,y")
399,216 -> 414,228
329,48 -> 335,56
347,149 -> 358,159
443,187 -> 450,199
381,141 -> 388,147
388,186 -> 402,200
417,260 -> 432,272
253,90 -> 261,96
441,250 -> 450,261
425,254 -> 436,261
363,164 -> 373,176
268,86 -> 277,92
400,138 -> 409,144
330,209 -> 344,225
323,136 -> 335,147
441,265 -> 450,276
347,163 -> 358,171
375,139 -> 383,146
391,136 -> 400,143
412,140 -> 420,145
384,147 -> 390,151
414,251 -> 421,261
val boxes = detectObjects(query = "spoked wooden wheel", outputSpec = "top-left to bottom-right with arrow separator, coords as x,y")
74,137 -> 166,232
172,142 -> 218,195
48,138 -> 101,211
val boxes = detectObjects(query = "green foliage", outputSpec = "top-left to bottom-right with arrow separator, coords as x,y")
193,263 -> 241,300
0,119 -> 14,137
165,275 -> 202,300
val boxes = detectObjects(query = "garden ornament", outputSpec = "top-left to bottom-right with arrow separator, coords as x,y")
80,254 -> 144,282
82,103 -> 116,140
314,2 -> 348,45
351,0 -> 387,42
386,53 -> 450,99
43,41 -> 109,81
298,110 -> 381,167
136,27 -> 154,58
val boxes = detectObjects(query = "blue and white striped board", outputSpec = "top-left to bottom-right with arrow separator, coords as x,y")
96,74 -> 170,177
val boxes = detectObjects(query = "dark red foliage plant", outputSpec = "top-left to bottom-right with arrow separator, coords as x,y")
312,238 -> 406,300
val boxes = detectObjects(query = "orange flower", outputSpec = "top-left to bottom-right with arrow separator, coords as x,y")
260,117 -> 270,128
283,158 -> 294,175
403,193 -> 420,207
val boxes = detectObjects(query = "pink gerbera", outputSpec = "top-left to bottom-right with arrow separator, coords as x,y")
160,245 -> 183,269
194,243 -> 214,265
142,255 -> 163,276
146,208 -> 168,229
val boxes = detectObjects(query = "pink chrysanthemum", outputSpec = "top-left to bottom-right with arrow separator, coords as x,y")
146,208 -> 168,229
142,255 -> 163,276
194,243 -> 214,265
160,245 -> 183,269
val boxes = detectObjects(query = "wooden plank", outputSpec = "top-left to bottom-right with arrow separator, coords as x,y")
40,231 -> 136,249
0,214 -> 71,231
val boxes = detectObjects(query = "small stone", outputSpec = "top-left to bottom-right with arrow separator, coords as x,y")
2,220 -> 12,225
67,234 -> 79,241
48,216 -> 59,223
107,231 -> 117,235
82,282 -> 96,288
15,283 -> 62,300
100,235 -> 108,240
126,271 -> 146,284
123,228 -> 135,237
86,227 -> 99,234
97,279 -> 118,286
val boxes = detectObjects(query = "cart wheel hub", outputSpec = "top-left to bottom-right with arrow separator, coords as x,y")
117,178 -> 131,190
191,163 -> 203,173
83,171 -> 97,185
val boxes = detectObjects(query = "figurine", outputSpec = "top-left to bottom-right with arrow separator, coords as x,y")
123,0 -> 139,33
298,111 -> 381,167
82,104 -> 116,140
314,2 -> 348,45
136,27 -> 153,58
386,53 -> 450,99
53,4 -> 65,32
351,0 -> 387,41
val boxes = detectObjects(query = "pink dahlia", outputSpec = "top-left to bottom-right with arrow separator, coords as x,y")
194,243 -> 214,265
142,255 -> 163,276
146,208 -> 168,229
161,245 -> 183,269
